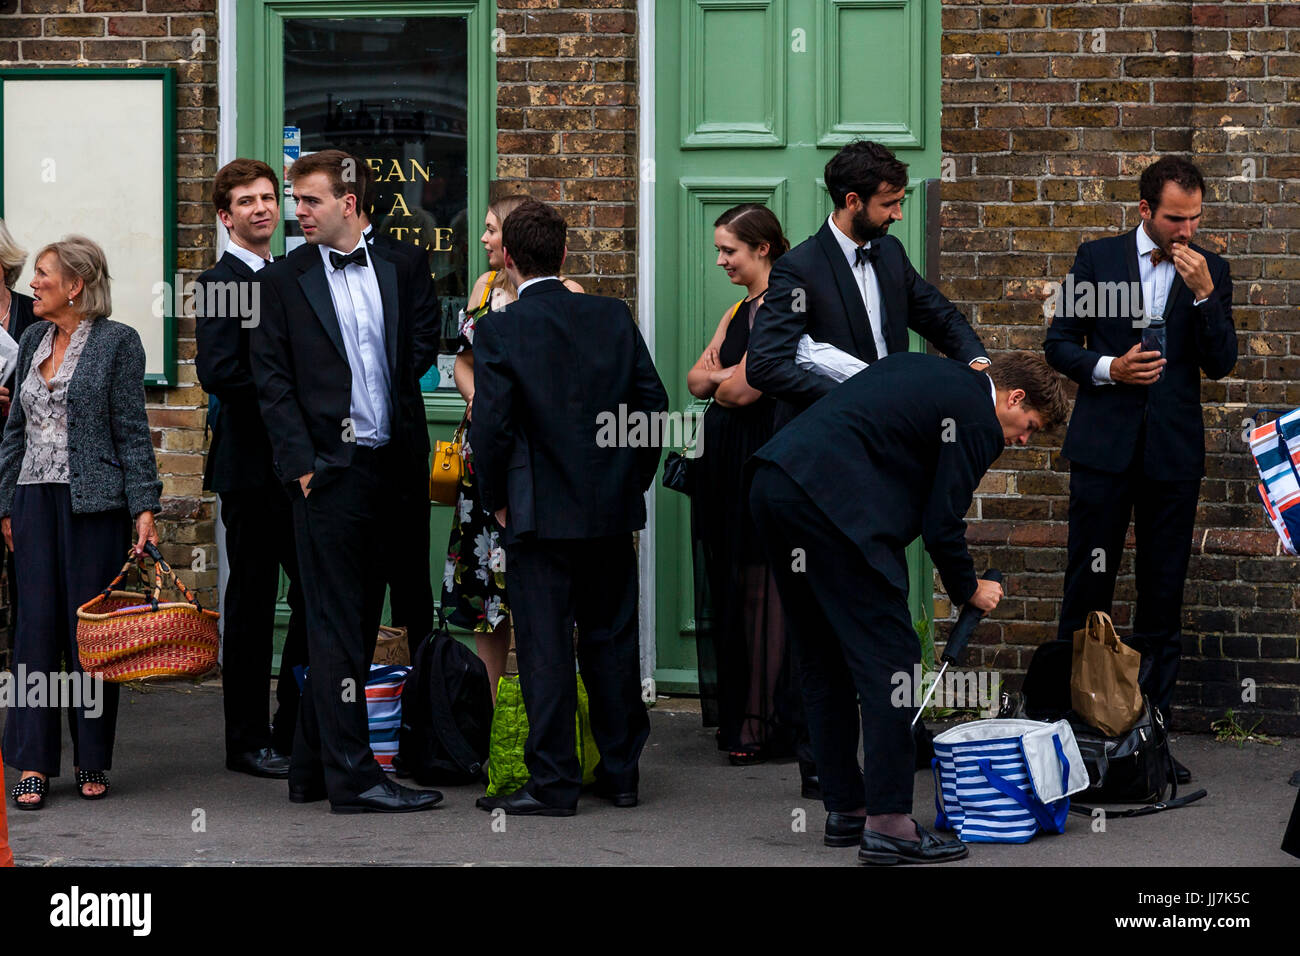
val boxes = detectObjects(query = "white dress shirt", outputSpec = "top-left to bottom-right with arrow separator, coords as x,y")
319,238 -> 392,447
225,238 -> 271,273
827,215 -> 888,360
517,275 -> 561,295
1093,222 -> 1207,385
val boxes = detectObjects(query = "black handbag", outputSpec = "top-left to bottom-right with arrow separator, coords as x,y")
661,400 -> 711,496
1067,699 -> 1207,818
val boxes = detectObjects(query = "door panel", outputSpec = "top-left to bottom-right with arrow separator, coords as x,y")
655,0 -> 942,690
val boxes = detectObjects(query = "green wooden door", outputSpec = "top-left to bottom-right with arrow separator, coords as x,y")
234,0 -> 495,653
653,0 -> 944,690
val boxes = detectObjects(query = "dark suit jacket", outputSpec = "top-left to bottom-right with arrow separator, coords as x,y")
195,251 -> 277,493
750,352 -> 1005,606
747,221 -> 988,425
470,279 -> 669,543
2,291 -> 40,431
249,240 -> 431,491
365,229 -> 441,380
6,291 -> 39,356
1043,229 -> 1236,480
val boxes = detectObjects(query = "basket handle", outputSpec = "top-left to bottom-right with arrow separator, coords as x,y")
143,541 -> 208,613
102,551 -> 162,613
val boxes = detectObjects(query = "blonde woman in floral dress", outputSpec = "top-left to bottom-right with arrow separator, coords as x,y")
443,195 -> 583,702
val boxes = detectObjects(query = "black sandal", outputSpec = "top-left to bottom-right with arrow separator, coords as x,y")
76,769 -> 110,801
11,774 -> 47,811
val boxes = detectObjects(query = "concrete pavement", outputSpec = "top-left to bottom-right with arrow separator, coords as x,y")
2,681 -> 1298,866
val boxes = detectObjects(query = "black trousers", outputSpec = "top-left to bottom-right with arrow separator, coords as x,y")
386,461 -> 433,645
1058,460 -> 1201,719
288,447 -> 397,803
2,484 -> 128,776
505,533 -> 649,808
749,463 -> 918,816
219,483 -> 307,757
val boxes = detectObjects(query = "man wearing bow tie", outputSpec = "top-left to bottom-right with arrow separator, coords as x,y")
745,140 -> 991,803
1044,157 -> 1236,782
196,158 -> 308,780
747,140 -> 990,429
250,149 -> 441,813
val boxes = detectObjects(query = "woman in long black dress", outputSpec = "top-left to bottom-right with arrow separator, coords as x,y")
686,203 -> 804,767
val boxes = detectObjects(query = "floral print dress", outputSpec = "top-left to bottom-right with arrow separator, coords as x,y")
440,281 -> 511,632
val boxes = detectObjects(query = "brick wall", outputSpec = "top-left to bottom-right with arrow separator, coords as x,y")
2,0 -> 220,607
937,0 -> 1300,732
494,0 -> 638,303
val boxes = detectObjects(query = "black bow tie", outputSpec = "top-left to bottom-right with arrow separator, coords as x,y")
854,243 -> 880,268
330,247 -> 368,270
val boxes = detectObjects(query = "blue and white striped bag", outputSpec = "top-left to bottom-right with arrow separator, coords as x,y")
933,719 -> 1089,844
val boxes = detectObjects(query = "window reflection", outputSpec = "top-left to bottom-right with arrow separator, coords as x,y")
284,17 -> 469,389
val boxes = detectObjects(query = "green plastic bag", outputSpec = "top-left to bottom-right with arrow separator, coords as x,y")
485,672 -> 602,796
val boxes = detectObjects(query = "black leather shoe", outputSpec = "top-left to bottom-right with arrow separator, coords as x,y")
591,780 -> 638,808
476,790 -> 576,817
227,748 -> 291,779
330,778 -> 443,814
1169,756 -> 1191,785
825,812 -> 866,847
289,782 -> 327,804
858,824 -> 969,865
799,761 -> 821,799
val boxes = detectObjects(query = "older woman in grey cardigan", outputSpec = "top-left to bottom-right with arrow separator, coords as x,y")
0,236 -> 161,810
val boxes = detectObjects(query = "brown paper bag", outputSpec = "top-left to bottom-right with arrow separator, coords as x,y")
1070,610 -> 1143,736
371,625 -> 410,667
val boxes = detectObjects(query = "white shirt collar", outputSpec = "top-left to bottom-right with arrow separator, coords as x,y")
827,214 -> 874,266
517,275 -> 561,295
1136,222 -> 1164,260
986,373 -> 997,408
319,234 -> 369,275
225,238 -> 271,273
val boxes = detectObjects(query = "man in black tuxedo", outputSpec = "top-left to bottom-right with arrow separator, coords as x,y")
250,149 -> 440,814
357,159 -> 440,648
195,158 -> 306,778
470,200 -> 668,815
748,140 -> 990,428
1044,157 -> 1236,781
749,352 -> 1068,864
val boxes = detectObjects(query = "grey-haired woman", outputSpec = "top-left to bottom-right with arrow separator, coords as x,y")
0,236 -> 161,810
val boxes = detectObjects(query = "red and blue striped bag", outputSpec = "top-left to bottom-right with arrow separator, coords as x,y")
1248,409 -> 1300,555
366,664 -> 411,773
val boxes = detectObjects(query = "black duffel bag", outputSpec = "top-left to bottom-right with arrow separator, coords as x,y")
394,621 -> 493,786
1067,698 -> 1207,818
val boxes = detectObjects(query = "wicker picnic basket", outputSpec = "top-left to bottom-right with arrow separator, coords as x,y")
76,543 -> 221,683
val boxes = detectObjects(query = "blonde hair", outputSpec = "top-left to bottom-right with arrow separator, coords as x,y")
0,219 -> 27,289
37,235 -> 112,319
487,194 -> 531,298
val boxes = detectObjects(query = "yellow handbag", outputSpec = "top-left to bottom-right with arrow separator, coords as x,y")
429,417 -> 467,505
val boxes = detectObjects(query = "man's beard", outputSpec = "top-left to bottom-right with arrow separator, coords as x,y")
852,206 -> 890,244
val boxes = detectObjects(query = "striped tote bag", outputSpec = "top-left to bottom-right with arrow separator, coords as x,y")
1248,409 -> 1300,554
933,719 -> 1089,844
366,664 -> 412,773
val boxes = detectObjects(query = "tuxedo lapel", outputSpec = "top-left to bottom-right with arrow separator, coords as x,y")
369,246 -> 400,373
296,255 -> 349,364
814,222 -> 874,361
1123,228 -> 1144,315
875,239 -> 910,355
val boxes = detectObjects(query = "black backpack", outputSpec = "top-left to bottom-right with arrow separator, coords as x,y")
395,624 -> 493,785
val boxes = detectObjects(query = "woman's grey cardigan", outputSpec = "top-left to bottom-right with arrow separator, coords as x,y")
0,318 -> 162,518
